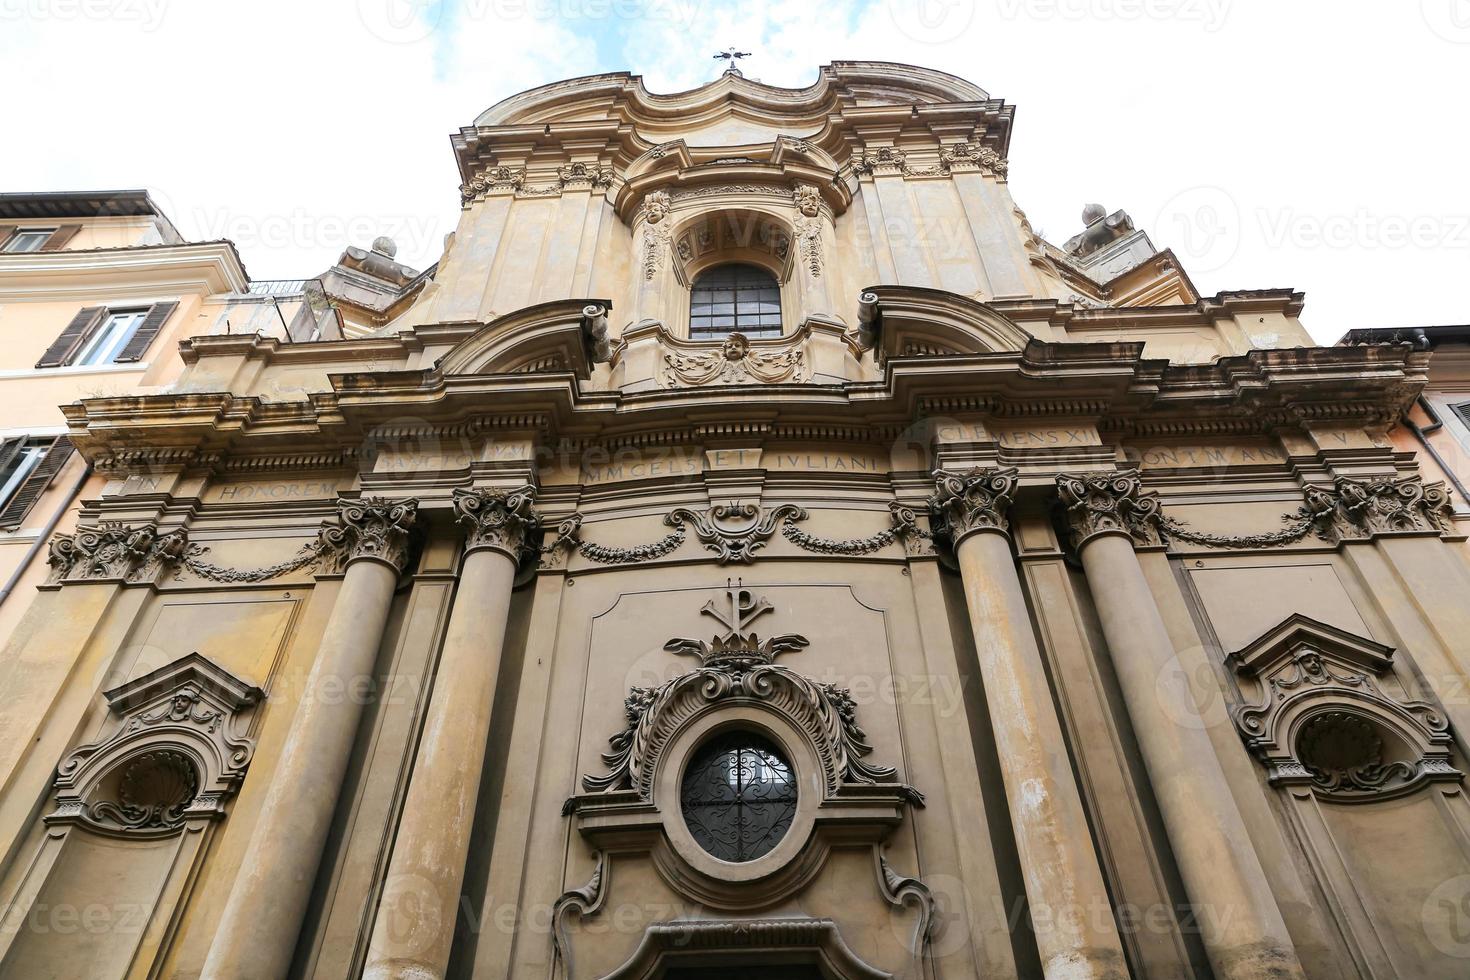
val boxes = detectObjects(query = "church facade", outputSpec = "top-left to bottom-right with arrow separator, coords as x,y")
2,62 -> 1469,980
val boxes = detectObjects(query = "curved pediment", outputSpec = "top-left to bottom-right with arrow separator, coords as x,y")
436,299 -> 611,379
858,285 -> 1034,358
473,62 -> 992,133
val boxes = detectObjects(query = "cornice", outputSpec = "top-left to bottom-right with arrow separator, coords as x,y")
0,241 -> 249,300
61,336 -> 1426,474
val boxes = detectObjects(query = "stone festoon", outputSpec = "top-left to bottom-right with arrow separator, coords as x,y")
1,62 -> 1467,980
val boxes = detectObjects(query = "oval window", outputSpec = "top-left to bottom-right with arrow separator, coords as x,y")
680,731 -> 797,862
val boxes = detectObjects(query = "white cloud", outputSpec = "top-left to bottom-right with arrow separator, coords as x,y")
3,0 -> 1466,340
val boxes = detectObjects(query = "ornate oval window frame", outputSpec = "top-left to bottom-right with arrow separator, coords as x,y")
656,704 -> 823,884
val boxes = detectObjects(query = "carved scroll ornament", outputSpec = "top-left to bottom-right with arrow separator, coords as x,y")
579,585 -> 922,806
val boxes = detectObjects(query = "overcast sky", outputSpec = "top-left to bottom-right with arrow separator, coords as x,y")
2,0 -> 1466,341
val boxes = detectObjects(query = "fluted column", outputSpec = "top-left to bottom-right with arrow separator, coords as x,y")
1056,472 -> 1305,980
931,468 -> 1128,980
364,487 -> 538,980
202,498 -> 419,980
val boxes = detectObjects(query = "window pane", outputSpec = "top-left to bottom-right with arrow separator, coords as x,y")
688,263 -> 781,340
4,230 -> 53,253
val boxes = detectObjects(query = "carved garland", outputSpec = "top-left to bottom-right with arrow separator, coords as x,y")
557,502 -> 920,566
1056,470 -> 1457,552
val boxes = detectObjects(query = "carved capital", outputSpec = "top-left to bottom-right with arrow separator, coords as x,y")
1055,470 -> 1163,550
318,497 -> 419,574
1332,473 -> 1455,538
453,485 -> 539,560
45,522 -> 189,585
928,467 -> 1018,546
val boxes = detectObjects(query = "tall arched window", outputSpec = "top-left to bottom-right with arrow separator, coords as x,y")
689,263 -> 781,340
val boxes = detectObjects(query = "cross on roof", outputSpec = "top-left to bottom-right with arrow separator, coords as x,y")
714,47 -> 751,73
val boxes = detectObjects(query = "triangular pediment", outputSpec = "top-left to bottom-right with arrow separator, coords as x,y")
1228,613 -> 1395,678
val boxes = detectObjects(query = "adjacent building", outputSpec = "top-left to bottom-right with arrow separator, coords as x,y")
2,62 -> 1469,980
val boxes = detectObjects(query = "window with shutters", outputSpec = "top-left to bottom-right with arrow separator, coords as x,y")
0,436 -> 72,528
3,228 -> 56,253
74,310 -> 149,366
35,301 -> 178,369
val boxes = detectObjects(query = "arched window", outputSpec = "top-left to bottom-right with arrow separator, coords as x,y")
689,263 -> 781,340
680,731 -> 797,862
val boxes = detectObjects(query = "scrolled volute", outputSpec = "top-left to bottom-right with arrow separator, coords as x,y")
452,485 -> 540,560
928,466 -> 1019,545
317,497 -> 420,573
1055,469 -> 1163,549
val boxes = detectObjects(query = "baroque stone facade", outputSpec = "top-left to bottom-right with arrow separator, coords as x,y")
2,61 -> 1470,980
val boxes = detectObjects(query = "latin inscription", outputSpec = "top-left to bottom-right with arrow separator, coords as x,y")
207,480 -> 342,503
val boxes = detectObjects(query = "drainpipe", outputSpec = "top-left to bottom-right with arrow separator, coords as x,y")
1406,395 -> 1470,507
0,459 -> 92,608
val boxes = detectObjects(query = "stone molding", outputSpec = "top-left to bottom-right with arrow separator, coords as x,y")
928,466 -> 1019,546
317,496 -> 419,574
1228,615 -> 1460,801
48,652 -> 262,837
598,916 -> 891,980
452,485 -> 539,561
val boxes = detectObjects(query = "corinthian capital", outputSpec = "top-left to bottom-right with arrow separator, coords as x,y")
928,467 -> 1019,545
452,485 -> 539,560
1055,470 -> 1162,550
1333,474 -> 1455,538
318,497 -> 419,573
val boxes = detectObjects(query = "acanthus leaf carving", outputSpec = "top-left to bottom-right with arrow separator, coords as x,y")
1055,469 -> 1163,548
928,466 -> 1018,544
46,522 -> 191,585
453,484 -> 540,560
317,496 -> 419,574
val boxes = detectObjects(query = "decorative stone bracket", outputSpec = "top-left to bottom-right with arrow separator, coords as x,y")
48,652 -> 263,836
1228,615 -> 1460,802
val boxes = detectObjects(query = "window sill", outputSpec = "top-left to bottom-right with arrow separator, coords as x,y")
0,362 -> 148,380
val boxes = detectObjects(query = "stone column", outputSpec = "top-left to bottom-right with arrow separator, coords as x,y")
201,498 -> 419,980
931,468 -> 1128,980
1056,472 -> 1305,980
364,487 -> 538,980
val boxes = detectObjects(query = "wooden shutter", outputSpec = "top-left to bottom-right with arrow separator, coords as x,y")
39,225 -> 82,251
35,306 -> 105,368
0,437 -> 73,528
0,437 -> 23,476
113,300 -> 178,363
0,226 -> 16,249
